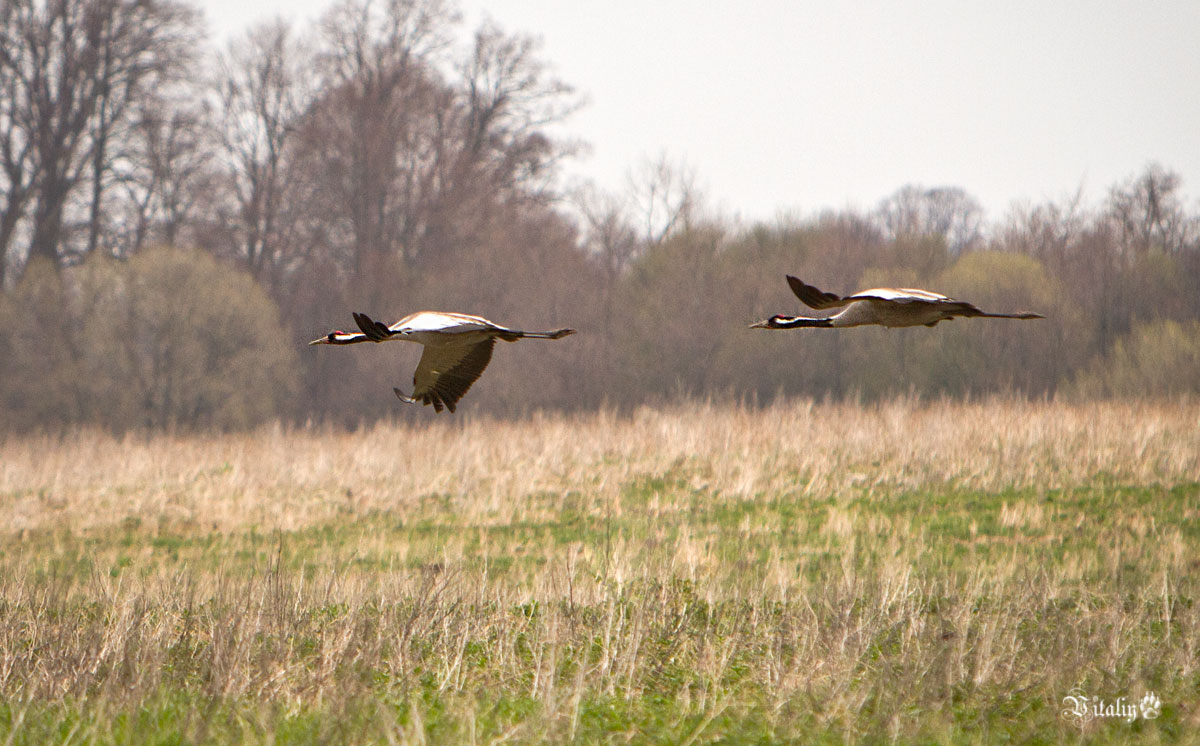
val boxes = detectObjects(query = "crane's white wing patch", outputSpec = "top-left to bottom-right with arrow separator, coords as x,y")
852,287 -> 953,304
391,311 -> 499,334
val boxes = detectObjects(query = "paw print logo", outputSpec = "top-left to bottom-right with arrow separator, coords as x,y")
1139,692 -> 1162,719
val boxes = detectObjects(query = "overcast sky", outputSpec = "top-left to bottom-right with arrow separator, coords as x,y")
201,0 -> 1200,223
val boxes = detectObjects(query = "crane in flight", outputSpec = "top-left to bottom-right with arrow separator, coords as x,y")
310,311 -> 575,412
751,276 -> 1044,329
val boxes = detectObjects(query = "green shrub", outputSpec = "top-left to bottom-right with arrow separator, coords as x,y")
1071,319 -> 1200,398
0,248 -> 298,431
905,251 -> 1064,396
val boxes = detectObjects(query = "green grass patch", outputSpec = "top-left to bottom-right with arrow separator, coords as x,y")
1,477 -> 1197,743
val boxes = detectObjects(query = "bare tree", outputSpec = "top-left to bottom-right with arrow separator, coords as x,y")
457,22 -> 578,198
297,1 -> 579,293
877,185 -> 984,253
301,0 -> 454,280
0,1 -> 36,286
212,19 -> 314,285
1107,163 -> 1198,257
627,153 -> 698,245
574,183 -> 640,279
114,99 -> 214,253
996,189 -> 1085,267
0,0 -> 198,277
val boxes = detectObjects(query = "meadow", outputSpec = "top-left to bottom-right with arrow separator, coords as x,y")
1,398 -> 1198,744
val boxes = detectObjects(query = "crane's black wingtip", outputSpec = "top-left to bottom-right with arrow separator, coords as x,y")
353,312 -> 375,337
355,312 -> 392,341
786,275 -> 814,299
785,276 -> 842,309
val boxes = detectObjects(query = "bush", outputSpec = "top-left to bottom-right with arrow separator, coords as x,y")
0,258 -> 92,430
904,251 -> 1063,396
0,248 -> 298,431
1071,319 -> 1200,398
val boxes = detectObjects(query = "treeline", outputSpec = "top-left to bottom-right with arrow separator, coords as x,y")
1,0 -> 1199,431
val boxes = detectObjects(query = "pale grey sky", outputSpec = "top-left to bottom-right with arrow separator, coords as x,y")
201,0 -> 1200,222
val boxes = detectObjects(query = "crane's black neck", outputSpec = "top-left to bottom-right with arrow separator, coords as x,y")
326,332 -> 370,344
771,315 -> 833,329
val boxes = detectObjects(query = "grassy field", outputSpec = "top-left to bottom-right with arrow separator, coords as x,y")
1,398 -> 1198,744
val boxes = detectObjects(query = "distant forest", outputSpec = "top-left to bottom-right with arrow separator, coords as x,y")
2,0 -> 1199,431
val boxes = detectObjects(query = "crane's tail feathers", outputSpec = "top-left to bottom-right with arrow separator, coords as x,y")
535,328 -> 576,339
354,312 -> 393,341
976,311 -> 1045,320
499,328 -> 576,341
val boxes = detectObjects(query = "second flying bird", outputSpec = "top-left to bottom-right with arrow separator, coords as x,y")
751,276 -> 1044,329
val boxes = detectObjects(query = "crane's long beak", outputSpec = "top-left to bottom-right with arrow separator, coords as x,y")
308,331 -> 339,345
749,319 -> 773,329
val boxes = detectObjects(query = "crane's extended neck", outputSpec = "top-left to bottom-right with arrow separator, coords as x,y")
308,331 -> 369,345
750,315 -> 834,329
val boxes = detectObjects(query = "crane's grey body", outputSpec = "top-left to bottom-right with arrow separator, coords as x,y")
820,292 -> 977,328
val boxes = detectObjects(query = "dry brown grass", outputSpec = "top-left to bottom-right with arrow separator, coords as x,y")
3,397 -> 1196,534
0,398 -> 1198,743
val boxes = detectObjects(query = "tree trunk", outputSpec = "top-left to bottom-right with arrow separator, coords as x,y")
28,178 -> 68,269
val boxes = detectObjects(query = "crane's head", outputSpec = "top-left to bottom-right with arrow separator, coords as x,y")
749,315 -> 788,329
308,330 -> 362,345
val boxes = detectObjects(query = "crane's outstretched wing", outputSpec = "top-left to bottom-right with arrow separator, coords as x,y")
789,276 -> 963,308
394,338 -> 496,413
